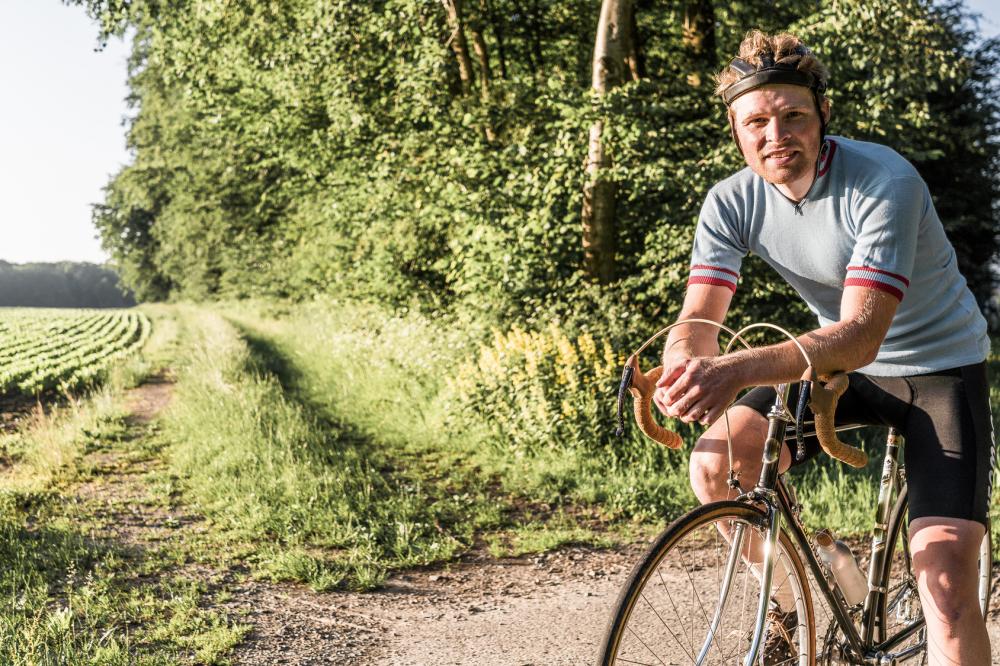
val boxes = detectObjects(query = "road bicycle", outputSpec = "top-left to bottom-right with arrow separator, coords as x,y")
597,320 -> 992,665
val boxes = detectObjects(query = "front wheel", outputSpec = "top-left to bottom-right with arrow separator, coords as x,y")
599,501 -> 815,665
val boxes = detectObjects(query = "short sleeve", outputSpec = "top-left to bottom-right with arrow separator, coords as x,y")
689,189 -> 748,294
845,176 -> 924,301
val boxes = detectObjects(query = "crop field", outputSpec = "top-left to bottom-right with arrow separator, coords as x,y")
0,308 -> 150,396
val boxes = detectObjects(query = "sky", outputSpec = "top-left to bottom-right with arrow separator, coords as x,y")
0,0 -> 130,264
0,1 -> 998,266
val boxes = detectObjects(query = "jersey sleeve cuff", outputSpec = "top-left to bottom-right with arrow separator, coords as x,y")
844,266 -> 909,301
688,264 -> 739,294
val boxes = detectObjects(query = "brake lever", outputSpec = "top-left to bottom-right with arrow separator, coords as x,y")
795,378 -> 812,461
616,364 -> 635,438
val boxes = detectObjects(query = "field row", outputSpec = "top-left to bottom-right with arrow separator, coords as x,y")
0,308 -> 150,396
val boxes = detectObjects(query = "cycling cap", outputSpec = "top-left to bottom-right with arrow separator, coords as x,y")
721,46 -> 827,106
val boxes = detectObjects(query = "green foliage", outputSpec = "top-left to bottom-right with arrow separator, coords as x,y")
450,323 -> 624,456
73,0 -> 997,335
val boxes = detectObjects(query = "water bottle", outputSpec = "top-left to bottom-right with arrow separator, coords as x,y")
815,529 -> 868,606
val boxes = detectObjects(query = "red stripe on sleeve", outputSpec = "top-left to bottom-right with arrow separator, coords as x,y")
844,278 -> 904,301
846,265 -> 910,287
688,277 -> 737,293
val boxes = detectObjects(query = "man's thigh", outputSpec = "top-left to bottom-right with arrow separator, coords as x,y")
899,363 -> 994,528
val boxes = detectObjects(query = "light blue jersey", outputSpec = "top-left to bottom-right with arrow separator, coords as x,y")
689,136 -> 989,376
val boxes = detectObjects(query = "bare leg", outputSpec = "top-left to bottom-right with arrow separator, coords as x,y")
910,516 -> 990,665
689,405 -> 792,504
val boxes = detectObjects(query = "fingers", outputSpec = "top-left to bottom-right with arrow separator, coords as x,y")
653,387 -> 669,415
655,358 -> 688,388
652,356 -> 729,426
656,389 -> 717,425
676,398 -> 714,425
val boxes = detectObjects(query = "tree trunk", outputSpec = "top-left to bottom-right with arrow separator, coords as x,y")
530,0 -> 545,78
481,0 -> 507,79
469,26 -> 497,141
625,4 -> 644,81
582,0 -> 634,285
442,0 -> 475,95
682,0 -> 715,88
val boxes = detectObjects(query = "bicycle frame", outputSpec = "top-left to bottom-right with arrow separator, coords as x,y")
740,383 -> 919,665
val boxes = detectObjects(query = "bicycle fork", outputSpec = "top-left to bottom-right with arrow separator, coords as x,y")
744,504 -> 782,666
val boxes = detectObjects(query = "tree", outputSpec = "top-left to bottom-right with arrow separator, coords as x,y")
682,0 -> 716,87
582,0 -> 639,285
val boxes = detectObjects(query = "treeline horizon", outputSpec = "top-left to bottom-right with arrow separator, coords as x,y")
0,261 -> 135,309
76,0 -> 999,338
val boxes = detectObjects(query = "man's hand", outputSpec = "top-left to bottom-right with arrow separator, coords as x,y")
653,356 -> 744,426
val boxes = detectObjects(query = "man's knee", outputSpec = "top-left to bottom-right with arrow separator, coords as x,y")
910,517 -> 987,627
689,439 -> 731,503
689,407 -> 771,503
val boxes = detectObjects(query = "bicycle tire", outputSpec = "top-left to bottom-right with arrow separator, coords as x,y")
599,501 -> 815,665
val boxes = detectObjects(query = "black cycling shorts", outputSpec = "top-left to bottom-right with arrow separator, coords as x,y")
734,362 -> 995,527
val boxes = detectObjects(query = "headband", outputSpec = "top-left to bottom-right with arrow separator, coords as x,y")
721,48 -> 827,106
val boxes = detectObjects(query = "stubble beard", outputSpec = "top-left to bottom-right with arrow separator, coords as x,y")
758,154 -> 812,186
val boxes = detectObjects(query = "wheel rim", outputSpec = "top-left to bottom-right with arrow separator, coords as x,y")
607,507 -> 811,666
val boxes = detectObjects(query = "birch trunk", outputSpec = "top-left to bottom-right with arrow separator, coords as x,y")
582,0 -> 634,284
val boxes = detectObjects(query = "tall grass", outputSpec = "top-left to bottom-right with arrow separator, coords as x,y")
0,306 -> 242,664
161,306 -> 493,590
225,300 -> 698,522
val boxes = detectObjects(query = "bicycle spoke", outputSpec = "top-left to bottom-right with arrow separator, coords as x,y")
656,568 -> 695,660
680,549 -> 730,659
640,589 -> 695,663
624,624 -> 671,666
614,656 -> 660,666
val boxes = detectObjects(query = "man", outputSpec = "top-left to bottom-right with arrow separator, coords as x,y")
653,30 -> 994,664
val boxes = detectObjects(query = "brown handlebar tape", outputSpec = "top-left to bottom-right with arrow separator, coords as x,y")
624,356 -> 866,467
625,355 -> 683,449
808,371 -> 868,468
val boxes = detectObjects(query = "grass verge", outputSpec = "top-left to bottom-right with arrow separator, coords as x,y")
0,306 -> 245,665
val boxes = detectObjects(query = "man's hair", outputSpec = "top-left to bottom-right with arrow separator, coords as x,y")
714,30 -> 830,100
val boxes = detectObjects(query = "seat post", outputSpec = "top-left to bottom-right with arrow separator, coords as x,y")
861,427 -> 903,644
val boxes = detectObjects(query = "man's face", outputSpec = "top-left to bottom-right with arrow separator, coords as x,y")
729,84 -> 829,197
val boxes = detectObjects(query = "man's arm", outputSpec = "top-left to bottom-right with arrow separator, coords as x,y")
652,283 -> 734,415
658,286 -> 899,425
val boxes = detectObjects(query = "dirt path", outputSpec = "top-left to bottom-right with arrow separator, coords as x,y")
223,546 -> 642,666
74,376 -> 1000,665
